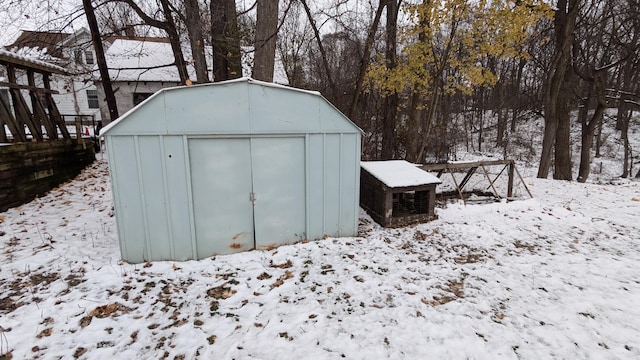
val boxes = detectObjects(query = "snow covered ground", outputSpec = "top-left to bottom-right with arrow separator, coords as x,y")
1,154 -> 640,359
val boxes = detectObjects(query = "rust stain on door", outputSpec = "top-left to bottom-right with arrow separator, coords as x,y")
230,232 -> 248,249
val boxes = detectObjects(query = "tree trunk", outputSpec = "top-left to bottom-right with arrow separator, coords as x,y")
211,0 -> 242,81
381,0 -> 399,160
184,0 -> 209,83
537,0 -> 580,179
115,0 -> 190,84
83,0 -> 119,121
300,0 -> 337,98
253,0 -> 279,82
577,105 -> 604,182
347,1 -> 387,119
510,59 -> 526,132
159,0 -> 190,84
496,82 -> 506,147
406,90 -> 423,162
620,105 -> 631,177
554,83 -> 572,180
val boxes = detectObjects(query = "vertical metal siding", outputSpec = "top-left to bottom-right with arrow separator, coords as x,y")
306,134 -> 325,240
163,136 -> 194,260
323,134 -> 342,237
109,136 -> 147,263
138,136 -> 172,260
340,133 -> 360,236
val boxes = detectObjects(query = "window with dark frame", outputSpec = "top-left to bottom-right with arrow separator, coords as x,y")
133,93 -> 154,106
74,49 -> 83,64
86,89 -> 99,109
85,50 -> 95,65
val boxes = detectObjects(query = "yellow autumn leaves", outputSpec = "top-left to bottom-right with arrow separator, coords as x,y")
367,0 -> 552,97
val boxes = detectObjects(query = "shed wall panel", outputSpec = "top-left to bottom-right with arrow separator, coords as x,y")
138,136 -> 172,260
166,84 -> 250,134
249,86 -> 320,133
339,134 -> 360,235
319,101 -> 360,133
109,136 -> 146,262
107,95 -> 167,135
306,134 -> 325,240
323,134 -> 341,236
162,136 -> 194,260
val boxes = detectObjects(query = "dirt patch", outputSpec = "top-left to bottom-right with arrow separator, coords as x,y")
80,302 -> 133,328
0,296 -> 20,313
422,279 -> 465,306
29,272 -> 60,287
207,285 -> 236,300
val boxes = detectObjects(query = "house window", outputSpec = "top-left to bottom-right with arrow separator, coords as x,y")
87,90 -> 99,109
133,93 -> 153,106
85,50 -> 95,65
74,49 -> 83,64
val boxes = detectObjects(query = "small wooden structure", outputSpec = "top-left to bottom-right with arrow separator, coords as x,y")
360,160 -> 441,227
420,159 -> 532,201
0,49 -> 70,142
0,50 -> 96,211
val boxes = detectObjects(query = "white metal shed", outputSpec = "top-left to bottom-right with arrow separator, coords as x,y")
102,78 -> 362,263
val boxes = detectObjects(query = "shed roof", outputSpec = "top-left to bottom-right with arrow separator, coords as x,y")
361,160 -> 441,188
101,77 -> 361,136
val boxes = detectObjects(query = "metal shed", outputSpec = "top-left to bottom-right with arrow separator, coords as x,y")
102,78 -> 362,263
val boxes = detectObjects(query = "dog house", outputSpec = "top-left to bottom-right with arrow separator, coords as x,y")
102,78 -> 361,263
360,160 -> 441,227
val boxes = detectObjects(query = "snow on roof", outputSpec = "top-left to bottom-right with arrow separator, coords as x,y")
361,160 -> 441,188
0,48 -> 66,74
102,39 -> 195,82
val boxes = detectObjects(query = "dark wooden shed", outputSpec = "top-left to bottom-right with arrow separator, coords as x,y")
360,160 -> 441,227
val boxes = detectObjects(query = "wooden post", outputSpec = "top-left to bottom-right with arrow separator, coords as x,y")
507,161 -> 515,198
0,93 -> 25,142
28,70 -> 57,139
75,116 -> 85,148
0,106 -> 6,142
43,74 -> 71,139
7,64 -> 43,141
383,190 -> 393,226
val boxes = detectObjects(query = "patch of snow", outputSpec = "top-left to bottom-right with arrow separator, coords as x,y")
362,160 -> 442,188
101,39 -> 195,82
0,155 -> 639,359
0,48 -> 65,73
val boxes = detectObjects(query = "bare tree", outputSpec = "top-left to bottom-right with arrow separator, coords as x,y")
83,0 -> 119,121
112,0 -> 190,84
211,0 -> 242,81
538,0 -> 581,179
184,0 -> 210,83
253,0 -> 279,82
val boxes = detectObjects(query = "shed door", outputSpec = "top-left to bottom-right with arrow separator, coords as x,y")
189,138 -> 255,256
251,137 -> 306,248
189,137 -> 306,256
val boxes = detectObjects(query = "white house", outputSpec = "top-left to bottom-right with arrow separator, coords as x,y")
95,38 -> 194,124
4,28 -> 101,125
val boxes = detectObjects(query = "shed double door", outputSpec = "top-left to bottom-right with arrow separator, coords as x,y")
189,137 -> 306,256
